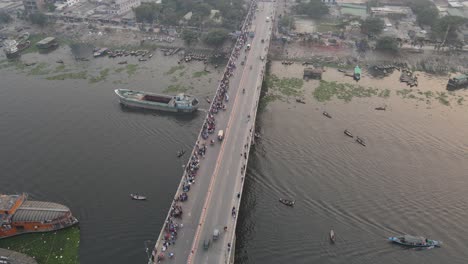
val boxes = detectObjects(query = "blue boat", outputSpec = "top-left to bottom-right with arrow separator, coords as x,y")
388,235 -> 441,248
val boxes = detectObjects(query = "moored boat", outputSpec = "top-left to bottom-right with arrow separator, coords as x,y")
115,89 -> 199,113
344,129 -> 353,138
279,198 -> 295,207
356,137 -> 366,146
0,193 -> 78,239
130,194 -> 147,200
354,65 -> 361,81
388,235 -> 441,248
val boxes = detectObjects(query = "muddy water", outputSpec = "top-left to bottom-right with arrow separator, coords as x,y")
0,48 -> 222,264
235,62 -> 468,264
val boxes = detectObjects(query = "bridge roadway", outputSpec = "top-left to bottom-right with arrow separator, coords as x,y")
151,2 -> 276,263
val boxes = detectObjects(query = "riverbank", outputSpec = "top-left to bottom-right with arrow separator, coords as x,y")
0,226 -> 80,264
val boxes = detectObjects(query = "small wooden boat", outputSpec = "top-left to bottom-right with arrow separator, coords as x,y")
296,98 -> 306,104
118,61 -> 127,64
388,235 -> 441,248
130,194 -> 147,200
323,111 -> 332,118
375,106 -> 386,111
279,198 -> 295,207
206,97 -> 211,103
177,150 -> 186,158
149,54 -> 153,58
330,230 -> 336,243
344,129 -> 353,138
56,60 -> 64,64
356,137 -> 366,146
139,58 -> 147,62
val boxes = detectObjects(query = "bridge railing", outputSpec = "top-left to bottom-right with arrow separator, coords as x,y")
150,1 -> 259,262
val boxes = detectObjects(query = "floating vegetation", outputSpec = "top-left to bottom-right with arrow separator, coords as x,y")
54,64 -> 66,73
378,89 -> 391,98
163,84 -> 190,93
89,68 -> 110,83
192,71 -> 209,78
435,92 -> 450,106
259,93 -> 281,111
0,226 -> 80,264
267,75 -> 303,96
313,81 -> 378,102
29,63 -> 50,75
179,70 -> 186,77
165,65 -> 185,75
396,89 -> 412,98
457,96 -> 464,105
126,64 -> 138,76
46,71 -> 87,80
115,67 -> 125,73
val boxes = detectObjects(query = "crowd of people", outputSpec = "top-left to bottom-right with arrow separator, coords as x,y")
152,1 -> 258,262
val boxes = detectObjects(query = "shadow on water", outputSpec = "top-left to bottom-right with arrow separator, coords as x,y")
118,104 -> 200,122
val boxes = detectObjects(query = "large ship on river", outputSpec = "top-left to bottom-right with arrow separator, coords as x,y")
114,89 -> 199,113
0,193 -> 78,239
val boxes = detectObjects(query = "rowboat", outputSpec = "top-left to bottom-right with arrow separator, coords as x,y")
130,194 -> 147,200
356,137 -> 366,146
344,129 -> 353,138
279,198 -> 295,207
389,235 -> 441,248
330,230 -> 336,243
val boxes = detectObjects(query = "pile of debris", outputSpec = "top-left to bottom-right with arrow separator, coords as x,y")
400,68 -> 418,87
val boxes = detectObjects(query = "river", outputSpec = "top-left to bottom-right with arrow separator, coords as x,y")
1,49 -> 467,264
235,62 -> 468,264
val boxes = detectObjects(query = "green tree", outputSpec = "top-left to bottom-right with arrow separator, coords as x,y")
294,0 -> 329,19
46,3 -> 56,12
204,29 -> 228,46
181,29 -> 199,45
29,13 -> 47,26
0,11 -> 12,24
360,17 -> 384,36
133,3 -> 161,24
279,15 -> 295,30
376,36 -> 399,52
408,0 -> 439,27
432,15 -> 467,45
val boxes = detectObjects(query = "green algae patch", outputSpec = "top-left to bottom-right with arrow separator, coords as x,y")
259,93 -> 281,111
126,64 -> 138,76
313,80 -> 378,102
192,71 -> 209,78
163,84 -> 190,93
266,75 -> 304,97
54,65 -> 66,73
165,65 -> 185,75
46,71 -> 87,81
435,92 -> 450,106
29,63 -> 50,75
89,68 -> 110,83
378,89 -> 391,98
0,226 -> 80,264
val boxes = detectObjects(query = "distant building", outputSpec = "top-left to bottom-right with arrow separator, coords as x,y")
339,4 -> 367,19
109,0 -> 141,15
22,0 -> 44,13
370,6 -> 413,18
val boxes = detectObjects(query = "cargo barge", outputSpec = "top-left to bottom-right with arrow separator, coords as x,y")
0,193 -> 78,239
114,89 -> 199,113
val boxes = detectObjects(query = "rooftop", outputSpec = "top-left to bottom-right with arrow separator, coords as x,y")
339,4 -> 368,19
0,195 -> 21,212
12,201 -> 70,222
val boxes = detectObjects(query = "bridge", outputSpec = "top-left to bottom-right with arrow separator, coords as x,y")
150,1 -> 276,263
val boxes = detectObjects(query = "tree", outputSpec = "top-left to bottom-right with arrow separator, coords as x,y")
279,15 -> 295,30
133,3 -> 161,24
46,3 -> 56,12
181,29 -> 199,45
29,13 -> 47,26
408,0 -> 439,27
432,15 -> 467,45
376,36 -> 399,52
294,0 -> 329,19
204,29 -> 228,46
0,11 -> 12,24
360,17 -> 384,36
